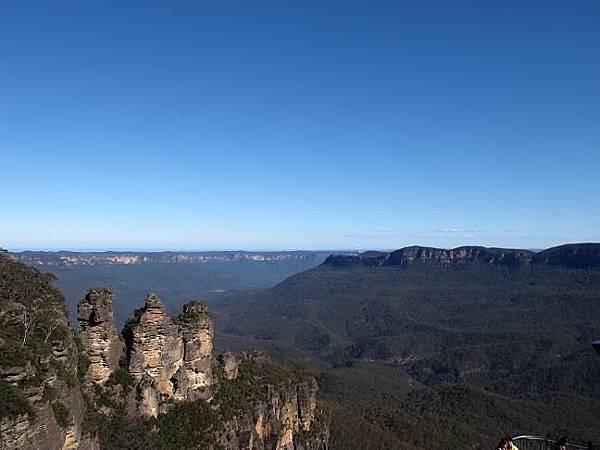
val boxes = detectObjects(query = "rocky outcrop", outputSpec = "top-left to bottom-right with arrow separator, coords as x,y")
323,243 -> 600,269
88,294 -> 328,449
125,293 -> 185,415
2,251 -> 329,449
77,288 -> 123,385
218,352 -> 240,380
212,354 -> 328,450
385,246 -> 534,267
0,390 -> 92,450
172,301 -> 214,401
124,293 -> 214,416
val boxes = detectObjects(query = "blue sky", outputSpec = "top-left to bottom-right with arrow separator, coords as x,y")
1,0 -> 599,251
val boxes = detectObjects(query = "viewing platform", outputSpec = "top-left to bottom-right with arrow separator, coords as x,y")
512,435 -> 590,449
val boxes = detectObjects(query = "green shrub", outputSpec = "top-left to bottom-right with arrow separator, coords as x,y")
107,367 -> 134,394
51,360 -> 77,387
42,384 -> 58,402
51,401 -> 71,428
0,382 -> 33,419
74,333 -> 90,383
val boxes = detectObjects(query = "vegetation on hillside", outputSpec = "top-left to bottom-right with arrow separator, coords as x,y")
210,264 -> 600,448
91,356 -> 321,450
0,254 -> 75,420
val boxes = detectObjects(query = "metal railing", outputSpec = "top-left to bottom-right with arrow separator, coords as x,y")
510,341 -> 598,450
511,435 -> 589,450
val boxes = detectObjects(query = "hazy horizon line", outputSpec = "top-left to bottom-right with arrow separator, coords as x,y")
6,243 -> 597,254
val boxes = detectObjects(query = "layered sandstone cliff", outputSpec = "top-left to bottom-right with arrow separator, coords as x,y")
77,288 -> 123,385
122,294 -> 214,416
213,356 -> 328,450
324,243 -> 600,269
172,300 -> 214,401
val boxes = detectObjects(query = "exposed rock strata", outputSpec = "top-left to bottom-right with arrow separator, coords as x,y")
77,288 -> 123,384
125,293 -> 184,414
213,355 -> 327,450
172,301 -> 214,401
124,293 -> 214,416
324,243 -> 600,269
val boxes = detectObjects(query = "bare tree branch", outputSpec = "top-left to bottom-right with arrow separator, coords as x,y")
41,320 -> 60,343
21,310 -> 35,347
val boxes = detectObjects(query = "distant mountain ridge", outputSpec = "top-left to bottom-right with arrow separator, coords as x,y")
323,243 -> 600,269
211,241 -> 600,448
9,250 -> 334,267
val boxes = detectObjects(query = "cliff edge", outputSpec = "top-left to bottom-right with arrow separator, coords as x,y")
323,243 -> 600,269
0,253 -> 329,449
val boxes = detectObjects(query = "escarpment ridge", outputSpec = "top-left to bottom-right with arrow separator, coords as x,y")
323,243 -> 600,269
9,250 -> 331,267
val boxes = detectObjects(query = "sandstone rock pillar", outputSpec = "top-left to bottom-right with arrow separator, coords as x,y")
77,288 -> 123,385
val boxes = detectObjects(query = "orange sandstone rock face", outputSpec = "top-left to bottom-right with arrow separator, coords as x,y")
172,301 -> 214,401
77,288 -> 123,385
124,293 -> 214,416
126,293 -> 183,392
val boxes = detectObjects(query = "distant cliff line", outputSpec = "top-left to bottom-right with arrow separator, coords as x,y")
8,243 -> 600,269
323,243 -> 600,269
8,250 -> 333,267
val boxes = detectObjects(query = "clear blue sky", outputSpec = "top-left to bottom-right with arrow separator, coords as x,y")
1,0 -> 599,251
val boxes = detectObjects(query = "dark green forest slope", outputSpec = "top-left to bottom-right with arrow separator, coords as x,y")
210,245 -> 600,449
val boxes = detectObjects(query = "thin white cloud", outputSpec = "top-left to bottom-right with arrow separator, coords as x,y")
433,229 -> 482,234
